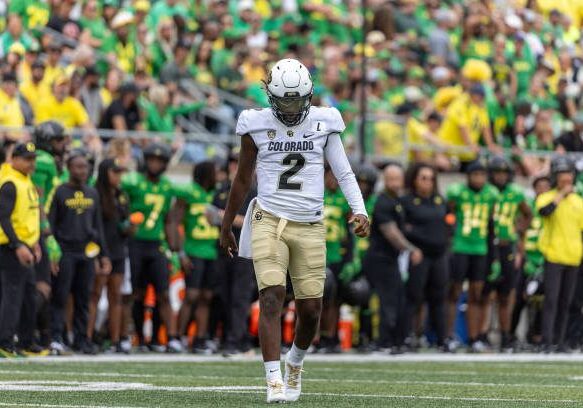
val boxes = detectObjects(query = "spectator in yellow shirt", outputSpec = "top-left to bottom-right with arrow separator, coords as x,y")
42,42 -> 65,88
0,73 -> 25,142
240,49 -> 267,84
19,41 -> 40,84
19,60 -> 51,121
36,75 -> 101,152
438,84 -> 500,166
406,110 -> 452,171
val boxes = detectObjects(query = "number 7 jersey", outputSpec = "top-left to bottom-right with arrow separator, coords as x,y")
237,106 -> 346,222
121,172 -> 175,241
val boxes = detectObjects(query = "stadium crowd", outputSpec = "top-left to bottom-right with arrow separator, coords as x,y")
3,0 -> 583,357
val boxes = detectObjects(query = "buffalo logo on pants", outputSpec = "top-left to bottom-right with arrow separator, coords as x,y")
255,211 -> 263,221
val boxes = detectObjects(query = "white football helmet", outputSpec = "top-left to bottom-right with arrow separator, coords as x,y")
265,58 -> 313,127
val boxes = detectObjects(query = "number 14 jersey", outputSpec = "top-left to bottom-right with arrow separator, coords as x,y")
236,106 -> 346,222
446,182 -> 499,255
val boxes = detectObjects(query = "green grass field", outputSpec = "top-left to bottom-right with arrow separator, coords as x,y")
1,354 -> 583,407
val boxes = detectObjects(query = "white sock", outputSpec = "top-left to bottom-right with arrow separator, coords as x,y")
264,361 -> 282,382
287,343 -> 307,366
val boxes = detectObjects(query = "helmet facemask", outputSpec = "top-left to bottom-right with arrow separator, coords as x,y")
267,89 -> 312,127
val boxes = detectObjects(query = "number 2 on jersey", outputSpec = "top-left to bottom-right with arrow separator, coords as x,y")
278,153 -> 305,191
144,193 -> 164,229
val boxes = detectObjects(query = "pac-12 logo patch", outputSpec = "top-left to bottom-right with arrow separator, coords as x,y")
255,211 -> 263,221
287,130 -> 294,137
267,129 -> 276,140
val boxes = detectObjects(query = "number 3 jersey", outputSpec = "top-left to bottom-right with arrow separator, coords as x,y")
446,183 -> 499,255
174,182 -> 219,260
236,106 -> 366,222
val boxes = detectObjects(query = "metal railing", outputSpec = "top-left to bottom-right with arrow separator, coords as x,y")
0,125 -> 235,144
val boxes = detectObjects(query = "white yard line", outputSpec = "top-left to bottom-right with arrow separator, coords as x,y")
0,380 -> 580,404
0,368 -> 578,381
0,403 -> 147,408
0,370 -> 158,378
1,375 -> 581,391
0,381 -> 264,393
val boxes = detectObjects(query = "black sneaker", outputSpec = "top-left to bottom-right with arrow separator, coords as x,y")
317,337 -> 341,354
556,344 -> 572,354
74,340 -> 99,355
500,333 -> 514,353
439,343 -> 455,353
390,345 -> 405,355
540,344 -> 555,354
192,338 -> 212,355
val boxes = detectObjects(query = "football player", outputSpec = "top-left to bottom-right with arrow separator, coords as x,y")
220,59 -> 369,403
511,176 -> 550,349
171,161 -> 219,354
121,143 -> 180,352
31,121 -> 68,352
319,164 -> 351,353
445,159 -> 499,352
479,156 -> 531,351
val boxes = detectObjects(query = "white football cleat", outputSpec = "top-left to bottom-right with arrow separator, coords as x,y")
284,361 -> 303,402
266,379 -> 287,403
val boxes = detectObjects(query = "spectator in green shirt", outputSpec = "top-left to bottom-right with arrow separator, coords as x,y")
141,84 -> 205,134
0,14 -> 33,58
150,18 -> 177,77
8,0 -> 50,32
80,0 -> 112,50
146,0 -> 189,32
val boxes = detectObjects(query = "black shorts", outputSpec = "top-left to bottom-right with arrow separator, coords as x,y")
110,258 -> 126,275
35,235 -> 50,284
185,257 -> 217,290
484,244 -> 518,295
451,253 -> 487,283
129,240 -> 169,293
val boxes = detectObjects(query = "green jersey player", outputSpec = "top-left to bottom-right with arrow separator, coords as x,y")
510,176 -> 550,344
172,161 -> 219,354
31,121 -> 68,353
319,165 -> 352,353
446,159 -> 499,352
121,143 -> 179,352
481,156 -> 532,351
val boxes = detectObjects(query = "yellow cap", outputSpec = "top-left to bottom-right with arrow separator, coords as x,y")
134,0 -> 150,12
461,59 -> 492,82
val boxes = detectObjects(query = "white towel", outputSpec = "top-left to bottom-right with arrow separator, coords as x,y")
238,197 -> 257,259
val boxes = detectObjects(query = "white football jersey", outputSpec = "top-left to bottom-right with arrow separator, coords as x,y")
236,106 -> 346,222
